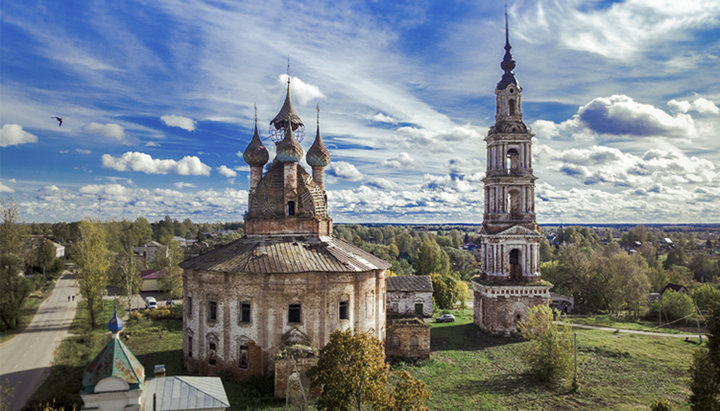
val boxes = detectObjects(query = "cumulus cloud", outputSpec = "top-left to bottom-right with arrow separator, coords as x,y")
173,182 -> 195,189
327,161 -> 363,181
83,122 -> 125,141
396,124 -> 482,146
365,177 -> 400,190
101,152 -> 212,175
217,165 -> 237,178
382,152 -> 415,169
160,114 -> 197,131
0,181 -> 14,192
578,95 -> 695,138
372,113 -> 397,124
668,98 -> 719,115
0,124 -> 38,147
278,75 -> 324,105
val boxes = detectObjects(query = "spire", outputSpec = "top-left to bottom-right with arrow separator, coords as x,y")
497,7 -> 519,90
276,113 -> 304,163
307,104 -> 331,167
270,74 -> 304,133
243,103 -> 269,166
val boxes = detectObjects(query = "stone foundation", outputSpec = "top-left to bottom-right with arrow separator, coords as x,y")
473,281 -> 551,335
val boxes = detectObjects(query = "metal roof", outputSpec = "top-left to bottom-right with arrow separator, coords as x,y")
386,275 -> 433,292
82,337 -> 145,394
144,376 -> 230,410
179,236 -> 390,274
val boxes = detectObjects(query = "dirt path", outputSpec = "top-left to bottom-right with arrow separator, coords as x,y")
0,271 -> 79,411
560,321 -> 706,339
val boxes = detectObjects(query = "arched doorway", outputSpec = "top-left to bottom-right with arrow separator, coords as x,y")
509,248 -> 522,280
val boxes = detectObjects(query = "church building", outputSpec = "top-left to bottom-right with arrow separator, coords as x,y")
473,15 -> 551,335
179,80 -> 390,381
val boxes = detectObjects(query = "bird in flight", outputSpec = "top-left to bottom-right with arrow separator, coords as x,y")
51,116 -> 63,127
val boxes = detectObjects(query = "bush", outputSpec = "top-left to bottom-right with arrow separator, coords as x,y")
691,284 -> 720,314
145,308 -> 172,320
128,311 -> 143,322
517,305 -> 574,385
660,290 -> 695,322
650,398 -> 675,411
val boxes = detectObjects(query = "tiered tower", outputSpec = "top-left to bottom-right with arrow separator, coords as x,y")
473,13 -> 551,336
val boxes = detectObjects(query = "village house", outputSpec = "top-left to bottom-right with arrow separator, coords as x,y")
386,275 -> 433,318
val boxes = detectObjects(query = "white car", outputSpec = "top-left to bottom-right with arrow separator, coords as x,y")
436,314 -> 456,323
145,296 -> 158,309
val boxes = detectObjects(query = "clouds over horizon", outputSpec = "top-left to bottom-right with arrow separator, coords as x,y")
101,152 -> 212,175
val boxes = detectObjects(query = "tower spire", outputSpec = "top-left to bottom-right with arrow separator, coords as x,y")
497,7 -> 518,90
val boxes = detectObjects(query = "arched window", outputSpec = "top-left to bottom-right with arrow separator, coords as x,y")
506,148 -> 519,172
410,335 -> 418,348
509,99 -> 516,115
507,189 -> 521,216
510,249 -> 522,280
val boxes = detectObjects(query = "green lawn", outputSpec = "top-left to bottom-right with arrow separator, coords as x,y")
31,305 -> 699,410
567,314 -> 697,334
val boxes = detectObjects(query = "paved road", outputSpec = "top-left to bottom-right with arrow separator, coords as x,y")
560,321 -> 706,339
0,272 -> 79,411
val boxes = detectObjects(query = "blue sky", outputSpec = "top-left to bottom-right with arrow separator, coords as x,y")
1,0 -> 719,224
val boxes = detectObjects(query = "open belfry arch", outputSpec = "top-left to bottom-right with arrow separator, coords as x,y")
473,11 -> 551,336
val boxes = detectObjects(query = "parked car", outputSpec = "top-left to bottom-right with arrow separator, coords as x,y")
145,296 -> 158,309
435,314 -> 456,323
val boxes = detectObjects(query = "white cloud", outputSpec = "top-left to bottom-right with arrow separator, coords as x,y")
372,113 -> 397,124
173,182 -> 195,189
382,152 -> 415,169
160,114 -> 197,131
0,124 -> 38,147
0,181 -> 14,192
75,148 -> 92,155
217,165 -> 237,178
101,152 -> 212,175
145,141 -> 160,147
83,122 -> 126,141
278,75 -> 325,105
327,161 -> 363,181
668,98 -> 719,115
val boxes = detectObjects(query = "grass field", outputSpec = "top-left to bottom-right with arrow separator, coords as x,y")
30,305 -> 700,410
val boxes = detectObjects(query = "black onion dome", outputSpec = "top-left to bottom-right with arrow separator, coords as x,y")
243,124 -> 269,166
276,116 -> 304,163
496,11 -> 520,90
306,122 -> 330,167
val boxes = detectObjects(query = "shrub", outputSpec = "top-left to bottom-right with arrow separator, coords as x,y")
660,290 -> 695,322
129,311 -> 143,322
517,305 -> 574,385
650,398 -> 675,411
145,308 -> 172,320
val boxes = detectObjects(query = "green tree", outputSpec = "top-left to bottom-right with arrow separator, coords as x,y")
73,220 -> 111,327
663,248 -> 686,270
517,304 -> 574,384
688,254 -> 719,282
414,238 -> 450,277
689,301 -> 720,410
0,254 -> 31,330
692,284 -> 720,315
34,238 -> 57,278
377,371 -> 431,411
309,330 -> 389,410
658,289 -> 694,322
431,274 -> 460,310
152,240 -> 184,299
0,199 -> 25,256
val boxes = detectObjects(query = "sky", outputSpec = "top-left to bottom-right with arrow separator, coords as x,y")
1,0 -> 719,224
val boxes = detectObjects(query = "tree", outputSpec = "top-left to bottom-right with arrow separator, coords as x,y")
658,290 -> 694,322
689,301 -> 720,410
0,254 -> 31,330
517,304 -> 574,384
73,220 -> 111,327
309,330 -> 389,410
663,248 -> 686,270
0,199 -> 25,256
152,240 -> 184,299
414,238 -> 450,277
692,284 -> 720,315
34,239 -> 56,278
309,330 -> 430,411
431,274 -> 460,310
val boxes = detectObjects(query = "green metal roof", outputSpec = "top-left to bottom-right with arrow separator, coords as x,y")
81,337 -> 145,394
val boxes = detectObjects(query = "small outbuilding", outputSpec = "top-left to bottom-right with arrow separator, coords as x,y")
386,275 -> 433,318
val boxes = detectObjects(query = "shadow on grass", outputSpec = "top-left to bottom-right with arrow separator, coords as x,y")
135,349 -> 185,377
431,323 -> 521,352
26,364 -> 84,410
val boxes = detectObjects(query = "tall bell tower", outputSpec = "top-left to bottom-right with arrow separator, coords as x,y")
473,11 -> 551,336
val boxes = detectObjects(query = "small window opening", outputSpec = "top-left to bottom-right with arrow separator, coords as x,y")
391,336 -> 400,347
187,297 -> 193,319
188,336 -> 193,358
239,345 -> 248,369
339,301 -> 348,320
509,99 -> 516,115
506,148 -> 519,172
240,302 -> 251,323
208,342 -> 217,366
208,300 -> 217,322
287,201 -> 296,216
410,336 -> 418,348
288,303 -> 302,323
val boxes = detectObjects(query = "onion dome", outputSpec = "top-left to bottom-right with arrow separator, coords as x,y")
108,309 -> 124,333
243,112 -> 269,166
276,114 -> 304,163
270,81 -> 304,132
497,10 -> 519,90
306,105 -> 330,167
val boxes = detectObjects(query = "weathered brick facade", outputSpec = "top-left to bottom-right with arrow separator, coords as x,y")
385,317 -> 430,360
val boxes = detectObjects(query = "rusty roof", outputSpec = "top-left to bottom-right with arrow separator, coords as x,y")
82,337 -> 145,394
179,236 -> 390,274
386,275 -> 433,292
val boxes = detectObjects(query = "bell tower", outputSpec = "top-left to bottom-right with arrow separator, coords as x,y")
473,10 -> 551,336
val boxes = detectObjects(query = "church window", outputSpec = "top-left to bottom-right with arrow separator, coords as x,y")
410,335 -> 418,348
208,300 -> 217,322
188,336 -> 193,358
208,342 -> 217,366
414,303 -> 424,316
506,149 -> 519,172
509,99 -> 516,115
239,345 -> 248,369
339,301 -> 348,320
391,336 -> 399,347
287,201 -> 296,216
288,303 -> 302,323
240,302 -> 251,323
187,296 -> 193,319
392,302 -> 398,313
